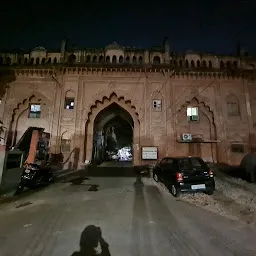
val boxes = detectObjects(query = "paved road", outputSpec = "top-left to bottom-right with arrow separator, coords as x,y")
0,176 -> 256,256
98,161 -> 133,167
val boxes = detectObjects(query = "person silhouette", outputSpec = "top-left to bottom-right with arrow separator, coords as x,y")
71,225 -> 111,256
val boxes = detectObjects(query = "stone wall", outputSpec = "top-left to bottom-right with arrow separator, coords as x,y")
1,68 -> 255,168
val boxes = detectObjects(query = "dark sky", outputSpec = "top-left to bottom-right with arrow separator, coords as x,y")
1,0 -> 256,54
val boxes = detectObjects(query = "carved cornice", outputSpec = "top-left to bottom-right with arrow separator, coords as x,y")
14,69 -> 53,77
12,66 -> 252,80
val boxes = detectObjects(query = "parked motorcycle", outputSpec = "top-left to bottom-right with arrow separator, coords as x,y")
16,163 -> 53,194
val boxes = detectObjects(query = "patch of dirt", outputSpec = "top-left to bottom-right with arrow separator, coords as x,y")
150,177 -> 256,225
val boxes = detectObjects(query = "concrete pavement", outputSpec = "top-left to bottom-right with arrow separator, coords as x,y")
0,176 -> 256,256
98,161 -> 133,167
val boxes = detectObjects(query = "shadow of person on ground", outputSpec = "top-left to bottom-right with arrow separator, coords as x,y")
71,225 -> 111,256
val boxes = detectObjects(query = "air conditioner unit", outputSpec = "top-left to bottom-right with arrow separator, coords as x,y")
182,134 -> 192,141
189,115 -> 199,121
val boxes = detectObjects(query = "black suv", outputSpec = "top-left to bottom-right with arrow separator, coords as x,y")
153,157 -> 215,197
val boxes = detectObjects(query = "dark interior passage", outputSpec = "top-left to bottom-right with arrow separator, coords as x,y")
92,103 -> 133,165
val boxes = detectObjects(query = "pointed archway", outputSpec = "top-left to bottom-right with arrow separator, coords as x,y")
92,103 -> 134,164
84,93 -> 140,166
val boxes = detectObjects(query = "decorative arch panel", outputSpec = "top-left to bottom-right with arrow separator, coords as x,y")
176,97 -> 217,162
8,93 -> 51,146
84,93 -> 140,165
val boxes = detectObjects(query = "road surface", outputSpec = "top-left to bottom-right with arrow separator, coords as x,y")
0,175 -> 256,256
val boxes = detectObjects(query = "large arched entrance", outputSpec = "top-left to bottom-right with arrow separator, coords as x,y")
92,103 -> 133,165
84,93 -> 140,166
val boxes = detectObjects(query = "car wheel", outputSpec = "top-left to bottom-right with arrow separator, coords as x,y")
250,168 -> 256,183
153,173 -> 159,182
171,184 -> 179,197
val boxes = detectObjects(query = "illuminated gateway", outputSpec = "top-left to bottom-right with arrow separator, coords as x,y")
0,38 -> 256,168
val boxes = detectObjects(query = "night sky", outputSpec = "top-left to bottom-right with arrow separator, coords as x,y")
1,0 -> 256,54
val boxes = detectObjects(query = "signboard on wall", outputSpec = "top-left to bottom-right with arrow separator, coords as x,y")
142,147 -> 158,160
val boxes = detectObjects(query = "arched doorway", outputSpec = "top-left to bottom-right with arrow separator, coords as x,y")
92,103 -> 133,164
84,93 -> 140,166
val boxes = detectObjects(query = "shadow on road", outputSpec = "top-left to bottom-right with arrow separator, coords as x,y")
0,169 -> 89,205
71,225 -> 111,256
131,175 -> 153,255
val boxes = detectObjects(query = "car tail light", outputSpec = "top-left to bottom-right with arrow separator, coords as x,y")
209,169 -> 214,177
176,172 -> 183,182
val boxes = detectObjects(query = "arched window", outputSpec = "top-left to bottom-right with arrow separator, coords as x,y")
226,94 -> 240,117
208,61 -> 212,68
30,58 -> 34,65
226,61 -> 231,68
86,55 -> 91,63
220,61 -> 225,69
112,55 -> 117,63
47,57 -> 52,64
185,60 -> 189,68
68,54 -> 76,64
99,55 -> 104,63
126,56 -> 130,63
53,57 -> 57,64
233,61 -> 238,68
24,58 -> 28,64
41,58 -> 46,64
106,56 -> 110,63
64,90 -> 75,110
173,60 -> 177,66
197,60 -> 200,68
153,56 -> 160,65
179,59 -> 183,67
36,57 -> 40,65
202,60 -> 207,68
132,56 -> 137,64
119,56 -> 124,63
92,55 -> 97,63
138,56 -> 143,64
191,60 -> 195,68
18,58 -> 22,64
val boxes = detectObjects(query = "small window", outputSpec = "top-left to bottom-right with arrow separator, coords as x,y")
106,56 -> 110,63
61,139 -> 71,152
227,102 -> 240,117
64,97 -> 75,110
187,107 -> 199,121
119,56 -> 124,63
99,56 -> 104,63
112,55 -> 117,63
126,56 -> 130,63
29,104 -> 41,118
231,143 -> 244,153
152,100 -> 162,111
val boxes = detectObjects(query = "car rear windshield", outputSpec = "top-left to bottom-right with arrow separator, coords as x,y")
178,158 -> 206,170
